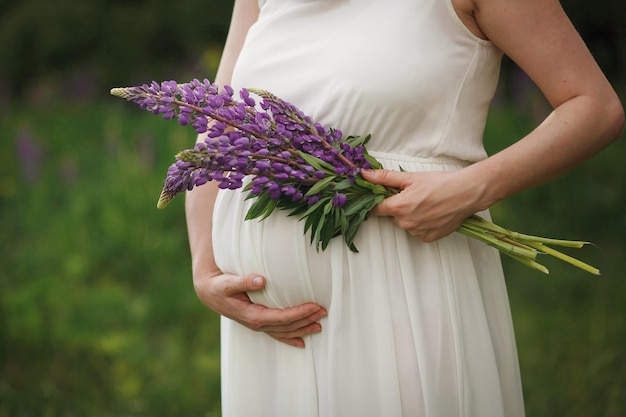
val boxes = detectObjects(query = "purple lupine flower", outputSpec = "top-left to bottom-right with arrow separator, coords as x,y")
333,193 -> 348,208
306,194 -> 322,206
112,80 -> 373,211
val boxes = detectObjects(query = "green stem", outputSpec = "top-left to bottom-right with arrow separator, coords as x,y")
464,215 -> 589,248
503,252 -> 550,274
457,223 -> 538,259
523,240 -> 601,275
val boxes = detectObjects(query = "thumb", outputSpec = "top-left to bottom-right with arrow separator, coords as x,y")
361,169 -> 408,189
243,274 -> 266,292
223,274 -> 266,295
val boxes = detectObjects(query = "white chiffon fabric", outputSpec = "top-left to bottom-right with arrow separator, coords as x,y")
212,0 -> 525,416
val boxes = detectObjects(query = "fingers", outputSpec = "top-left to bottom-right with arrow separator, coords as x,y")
361,168 -> 409,189
268,335 -> 306,348
361,169 -> 407,217
221,274 -> 327,327
265,318 -> 325,349
202,272 -> 328,348
248,303 -> 327,332
242,298 -> 327,349
243,302 -> 327,338
368,194 -> 398,217
266,320 -> 325,348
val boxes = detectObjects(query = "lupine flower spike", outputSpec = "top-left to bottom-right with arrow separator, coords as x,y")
111,79 -> 600,274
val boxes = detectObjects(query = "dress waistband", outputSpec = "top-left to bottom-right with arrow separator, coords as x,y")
368,151 -> 473,167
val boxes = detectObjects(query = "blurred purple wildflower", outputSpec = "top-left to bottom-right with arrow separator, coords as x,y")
15,129 -> 43,184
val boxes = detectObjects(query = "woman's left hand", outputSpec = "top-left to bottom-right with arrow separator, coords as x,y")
361,168 -> 483,242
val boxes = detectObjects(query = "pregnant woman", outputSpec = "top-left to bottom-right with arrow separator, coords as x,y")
186,0 -> 623,416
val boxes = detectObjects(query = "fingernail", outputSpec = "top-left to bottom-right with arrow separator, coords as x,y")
252,276 -> 263,287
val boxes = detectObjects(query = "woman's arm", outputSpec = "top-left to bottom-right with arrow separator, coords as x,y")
470,0 -> 624,206
363,0 -> 624,242
186,0 -> 327,348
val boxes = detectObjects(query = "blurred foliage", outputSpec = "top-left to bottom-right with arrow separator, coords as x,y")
0,0 -> 625,416
0,0 -> 625,104
0,0 -> 232,100
560,0 -> 626,84
0,103 -> 222,416
484,101 -> 626,417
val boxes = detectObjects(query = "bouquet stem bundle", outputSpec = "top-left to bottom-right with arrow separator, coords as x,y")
458,215 -> 599,275
111,79 -> 600,275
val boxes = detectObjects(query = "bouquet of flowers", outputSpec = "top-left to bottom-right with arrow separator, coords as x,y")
111,79 -> 600,275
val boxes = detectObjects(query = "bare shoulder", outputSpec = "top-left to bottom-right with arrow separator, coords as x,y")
454,0 -> 573,43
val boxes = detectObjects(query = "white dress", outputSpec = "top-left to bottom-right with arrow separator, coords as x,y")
212,0 -> 526,416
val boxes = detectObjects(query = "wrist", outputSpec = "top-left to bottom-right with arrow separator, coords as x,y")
460,160 -> 506,212
192,257 -> 223,281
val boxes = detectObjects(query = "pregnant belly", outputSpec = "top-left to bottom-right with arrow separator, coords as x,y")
212,187 -> 334,309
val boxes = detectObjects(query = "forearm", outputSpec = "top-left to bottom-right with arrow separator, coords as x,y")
468,93 -> 624,211
186,181 -> 221,279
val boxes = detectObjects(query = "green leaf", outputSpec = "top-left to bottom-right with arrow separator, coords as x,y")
298,151 -> 337,172
363,149 -> 383,169
318,204 -> 344,251
347,241 -> 359,253
304,206 -> 323,241
344,217 -> 364,252
305,175 -> 337,196
287,203 -> 310,217
323,198 -> 333,215
342,135 -> 361,146
371,184 -> 388,195
249,196 -> 279,221
312,200 -> 333,250
333,178 -> 354,191
244,192 -> 271,220
333,206 -> 342,231
300,196 -> 332,219
303,212 -> 320,237
343,194 -> 379,216
354,176 -> 378,191
340,211 -> 349,235
343,134 -> 371,148
303,197 -> 334,247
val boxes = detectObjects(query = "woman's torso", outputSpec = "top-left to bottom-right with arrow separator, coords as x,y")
232,0 -> 503,162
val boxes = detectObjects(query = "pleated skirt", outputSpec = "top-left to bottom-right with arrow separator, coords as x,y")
213,152 -> 525,417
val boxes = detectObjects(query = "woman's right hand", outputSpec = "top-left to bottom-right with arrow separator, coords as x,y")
193,271 -> 328,348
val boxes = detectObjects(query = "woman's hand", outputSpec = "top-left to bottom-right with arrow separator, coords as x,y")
193,271 -> 328,348
361,168 -> 486,242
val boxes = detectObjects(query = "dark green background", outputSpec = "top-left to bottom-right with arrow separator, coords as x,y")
1,1 -> 625,416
